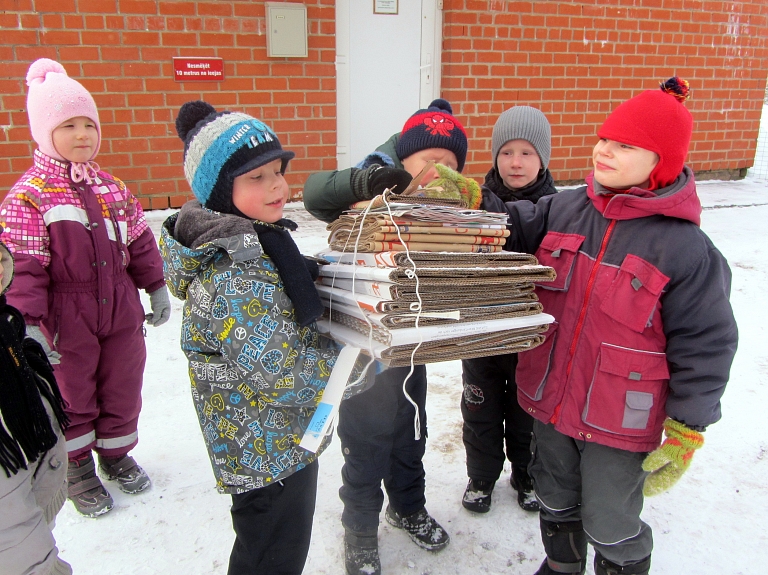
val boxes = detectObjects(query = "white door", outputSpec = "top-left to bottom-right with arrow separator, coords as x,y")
335,0 -> 443,169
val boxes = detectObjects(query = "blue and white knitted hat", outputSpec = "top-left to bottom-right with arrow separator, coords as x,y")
175,101 -> 295,213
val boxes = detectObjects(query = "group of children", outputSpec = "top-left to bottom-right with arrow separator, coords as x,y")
0,58 -> 737,575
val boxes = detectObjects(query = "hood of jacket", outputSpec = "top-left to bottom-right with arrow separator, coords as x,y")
586,166 -> 701,226
160,201 -> 264,300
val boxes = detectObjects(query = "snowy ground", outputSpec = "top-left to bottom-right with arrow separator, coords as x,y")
53,171 -> 768,575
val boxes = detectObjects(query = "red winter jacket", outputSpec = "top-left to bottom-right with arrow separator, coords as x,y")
482,168 -> 738,452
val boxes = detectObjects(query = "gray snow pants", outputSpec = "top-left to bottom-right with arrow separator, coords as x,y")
530,420 -> 653,566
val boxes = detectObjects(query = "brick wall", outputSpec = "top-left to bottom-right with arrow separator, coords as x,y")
443,0 -> 768,184
2,1 -> 767,209
0,0 -> 336,209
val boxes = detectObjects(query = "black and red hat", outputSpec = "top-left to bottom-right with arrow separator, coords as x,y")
396,99 -> 468,172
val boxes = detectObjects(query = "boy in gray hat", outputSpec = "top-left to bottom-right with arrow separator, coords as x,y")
461,105 -> 557,514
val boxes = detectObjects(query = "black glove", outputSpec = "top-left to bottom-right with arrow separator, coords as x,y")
350,165 -> 412,200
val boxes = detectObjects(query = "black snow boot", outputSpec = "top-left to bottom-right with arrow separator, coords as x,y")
344,529 -> 381,575
462,478 -> 494,513
511,464 -> 540,512
594,552 -> 651,575
385,505 -> 450,551
533,518 -> 587,574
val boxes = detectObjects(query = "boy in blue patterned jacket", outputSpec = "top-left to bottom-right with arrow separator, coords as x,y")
160,101 -> 377,575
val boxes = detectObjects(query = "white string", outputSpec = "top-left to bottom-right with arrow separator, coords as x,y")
380,191 -> 424,441
328,189 -> 425,441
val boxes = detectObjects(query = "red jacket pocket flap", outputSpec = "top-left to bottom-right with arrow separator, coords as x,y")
619,254 -> 670,296
539,232 -> 585,255
599,344 -> 670,381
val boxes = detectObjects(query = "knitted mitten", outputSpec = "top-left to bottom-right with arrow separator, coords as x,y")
642,419 -> 704,496
420,164 -> 482,209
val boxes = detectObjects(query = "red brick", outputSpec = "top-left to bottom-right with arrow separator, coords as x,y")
161,32 -> 199,46
80,0 -> 117,12
158,1 -> 194,15
120,1 -> 158,15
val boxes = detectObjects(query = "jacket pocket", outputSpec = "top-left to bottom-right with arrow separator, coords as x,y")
517,322 -> 558,405
535,232 -> 585,291
599,254 -> 669,333
582,343 -> 669,436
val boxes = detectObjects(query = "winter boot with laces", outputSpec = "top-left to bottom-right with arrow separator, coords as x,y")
344,529 -> 381,575
98,454 -> 151,494
385,505 -> 450,551
462,478 -> 494,513
594,552 -> 651,575
67,453 -> 114,518
511,464 -> 540,512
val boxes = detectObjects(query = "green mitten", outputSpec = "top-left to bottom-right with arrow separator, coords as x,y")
642,418 -> 704,497
419,164 -> 482,209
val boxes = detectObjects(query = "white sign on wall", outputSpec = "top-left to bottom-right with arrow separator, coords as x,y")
374,0 -> 398,15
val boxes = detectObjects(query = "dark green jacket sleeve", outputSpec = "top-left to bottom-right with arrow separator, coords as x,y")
302,133 -> 402,223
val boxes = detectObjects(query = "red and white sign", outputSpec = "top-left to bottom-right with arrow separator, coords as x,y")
172,57 -> 224,82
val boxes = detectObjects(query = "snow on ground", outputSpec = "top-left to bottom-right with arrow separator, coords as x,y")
54,174 -> 768,575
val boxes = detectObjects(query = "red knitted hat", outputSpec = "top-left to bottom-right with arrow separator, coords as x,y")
598,78 -> 693,190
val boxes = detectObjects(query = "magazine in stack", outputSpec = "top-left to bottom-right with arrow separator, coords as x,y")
316,199 -> 557,367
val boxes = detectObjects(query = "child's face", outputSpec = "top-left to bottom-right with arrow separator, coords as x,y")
52,116 -> 98,163
592,138 -> 659,190
231,159 -> 288,223
496,139 -> 542,190
402,148 -> 459,184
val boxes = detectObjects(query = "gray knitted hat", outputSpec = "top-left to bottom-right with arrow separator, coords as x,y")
491,106 -> 551,170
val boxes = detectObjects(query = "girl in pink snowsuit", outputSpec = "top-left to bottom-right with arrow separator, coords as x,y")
0,59 -> 170,518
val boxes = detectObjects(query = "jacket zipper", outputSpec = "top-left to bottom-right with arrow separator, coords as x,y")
549,218 -> 617,425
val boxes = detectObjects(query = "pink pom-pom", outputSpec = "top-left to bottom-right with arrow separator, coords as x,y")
660,77 -> 690,103
26,58 -> 67,87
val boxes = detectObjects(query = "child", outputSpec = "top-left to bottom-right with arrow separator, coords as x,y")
482,78 -> 738,575
302,98 -> 467,575
461,106 -> 555,514
0,59 -> 169,518
161,101 -> 377,575
0,234 -> 72,574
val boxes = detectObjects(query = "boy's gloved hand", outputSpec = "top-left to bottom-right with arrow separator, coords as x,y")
145,287 -> 171,327
642,418 -> 704,496
26,325 -> 61,364
421,164 -> 483,209
350,165 -> 412,200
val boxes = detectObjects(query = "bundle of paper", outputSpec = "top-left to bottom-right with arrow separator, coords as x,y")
328,203 -> 510,253
318,249 -> 538,269
318,310 -> 553,367
317,252 -> 556,365
315,197 -> 557,365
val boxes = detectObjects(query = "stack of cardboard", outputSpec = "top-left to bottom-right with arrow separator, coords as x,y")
316,247 -> 556,367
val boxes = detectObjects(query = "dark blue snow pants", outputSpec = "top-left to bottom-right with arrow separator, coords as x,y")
337,364 -> 428,535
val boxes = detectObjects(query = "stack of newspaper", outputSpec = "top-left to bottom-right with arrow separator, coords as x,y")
327,201 -> 511,254
316,248 -> 556,367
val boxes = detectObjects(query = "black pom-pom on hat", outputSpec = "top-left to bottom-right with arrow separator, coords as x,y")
175,100 -> 217,142
427,98 -> 453,114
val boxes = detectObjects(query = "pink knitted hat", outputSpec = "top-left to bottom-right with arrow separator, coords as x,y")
26,58 -> 101,161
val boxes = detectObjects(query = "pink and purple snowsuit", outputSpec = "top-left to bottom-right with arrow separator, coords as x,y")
0,150 -> 164,458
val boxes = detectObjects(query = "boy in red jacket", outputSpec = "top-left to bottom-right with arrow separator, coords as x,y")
482,78 -> 738,575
